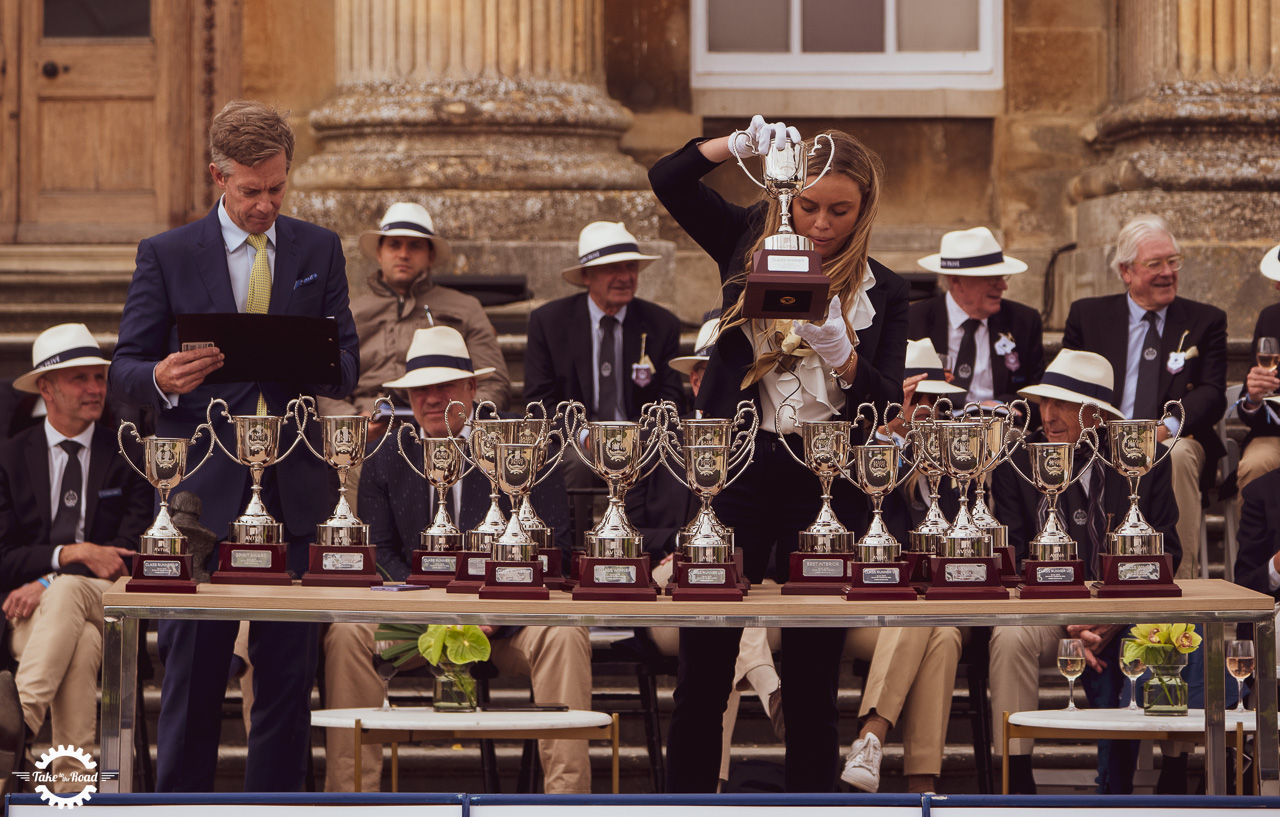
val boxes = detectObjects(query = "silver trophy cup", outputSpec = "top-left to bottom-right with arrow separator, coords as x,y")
118,421 -> 215,556
1102,401 -> 1184,556
775,405 -> 856,554
206,397 -> 306,544
936,421 -> 991,558
296,396 -> 395,547
398,424 -> 471,552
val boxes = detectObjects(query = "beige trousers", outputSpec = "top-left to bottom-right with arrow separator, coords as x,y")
322,622 -> 594,793
989,625 -> 1068,756
843,626 -> 963,777
9,575 -> 112,787
1163,437 -> 1204,580
1237,436 -> 1280,502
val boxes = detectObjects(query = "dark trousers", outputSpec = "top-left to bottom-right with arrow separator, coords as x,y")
665,431 -> 866,792
155,472 -> 320,792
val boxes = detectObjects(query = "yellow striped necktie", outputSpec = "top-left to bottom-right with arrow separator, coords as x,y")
246,233 -> 271,415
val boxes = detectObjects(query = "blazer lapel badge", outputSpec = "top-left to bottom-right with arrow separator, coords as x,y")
632,331 -> 654,388
995,332 -> 1019,371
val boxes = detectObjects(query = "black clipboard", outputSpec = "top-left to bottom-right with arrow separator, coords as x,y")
176,313 -> 341,386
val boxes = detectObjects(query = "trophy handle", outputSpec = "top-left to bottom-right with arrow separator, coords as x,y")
474,399 -> 501,423
181,422 -> 218,480
635,401 -> 668,481
396,424 -> 429,481
772,403 -> 808,468
728,136 -> 769,191
853,400 -> 882,434
204,398 -> 237,461
725,400 -> 759,476
294,396 -> 326,461
1062,403 -> 1105,488
932,397 -> 955,420
273,396 -> 308,463
115,421 -> 151,482
800,134 -> 836,191
1151,399 -> 1187,468
999,397 -> 1033,460
363,395 -> 397,458
653,402 -> 687,483
563,401 -> 599,476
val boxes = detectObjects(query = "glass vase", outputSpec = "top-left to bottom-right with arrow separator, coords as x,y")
1143,651 -> 1189,716
432,662 -> 478,711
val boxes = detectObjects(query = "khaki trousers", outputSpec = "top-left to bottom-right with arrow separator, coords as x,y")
1163,437 -> 1204,580
322,622 -> 594,793
1237,436 -> 1280,505
989,625 -> 1067,756
843,627 -> 963,777
9,575 -> 112,788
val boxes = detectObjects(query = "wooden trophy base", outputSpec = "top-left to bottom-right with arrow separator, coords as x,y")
924,556 -> 1009,600
744,250 -> 829,320
671,560 -> 744,602
478,560 -> 550,600
571,557 -> 658,601
899,550 -> 932,589
1018,560 -> 1091,599
781,552 -> 851,595
537,548 -> 565,592
996,545 -> 1021,587
1095,553 -> 1181,598
407,550 -> 459,587
211,541 -> 292,586
845,560 -> 917,601
446,550 -> 491,594
127,554 -> 197,593
301,544 -> 381,587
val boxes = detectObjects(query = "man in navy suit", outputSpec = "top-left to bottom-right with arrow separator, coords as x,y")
109,100 -> 359,792
322,327 -> 590,793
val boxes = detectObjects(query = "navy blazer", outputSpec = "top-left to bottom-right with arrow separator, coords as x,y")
524,292 -> 685,420
908,293 -> 1046,404
1234,468 -> 1280,603
649,139 -> 907,424
1240,302 -> 1280,445
109,205 -> 360,544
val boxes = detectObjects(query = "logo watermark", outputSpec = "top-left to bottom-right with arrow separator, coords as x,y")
13,744 -> 116,808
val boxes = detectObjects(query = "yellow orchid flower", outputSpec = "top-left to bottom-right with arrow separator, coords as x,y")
1169,623 -> 1202,653
1131,623 -> 1167,646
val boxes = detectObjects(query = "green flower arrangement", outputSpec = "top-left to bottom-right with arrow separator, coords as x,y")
1122,623 -> 1201,716
375,623 -> 492,710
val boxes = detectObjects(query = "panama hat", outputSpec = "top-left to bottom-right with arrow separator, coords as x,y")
382,326 -> 494,390
561,221 -> 660,286
1018,349 -> 1124,419
918,227 -> 1028,276
904,338 -> 965,395
359,202 -> 453,270
14,324 -> 111,394
1261,242 -> 1280,281
670,317 -> 724,376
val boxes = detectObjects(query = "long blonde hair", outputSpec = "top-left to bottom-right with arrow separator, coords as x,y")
721,129 -> 884,334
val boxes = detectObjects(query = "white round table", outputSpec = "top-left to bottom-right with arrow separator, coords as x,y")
311,707 -> 619,793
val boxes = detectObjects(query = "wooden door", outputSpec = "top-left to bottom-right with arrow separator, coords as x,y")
13,0 -> 188,243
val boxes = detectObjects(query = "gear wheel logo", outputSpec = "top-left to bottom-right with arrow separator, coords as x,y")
32,744 -> 97,808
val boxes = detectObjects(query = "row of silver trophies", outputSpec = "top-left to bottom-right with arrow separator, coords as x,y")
114,394 -> 1185,601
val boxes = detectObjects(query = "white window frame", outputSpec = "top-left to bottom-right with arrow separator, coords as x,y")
691,0 -> 1003,91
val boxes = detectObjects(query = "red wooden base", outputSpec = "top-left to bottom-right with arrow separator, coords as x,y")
571,557 -> 657,600
408,549 -> 460,587
845,560 -> 916,601
478,560 -> 550,600
211,541 -> 292,586
996,545 -> 1022,587
1017,559 -> 1091,599
1095,553 -> 1181,598
445,550 -> 491,594
924,556 -> 1009,600
301,544 -> 381,587
127,554 -> 197,593
671,561 -> 744,602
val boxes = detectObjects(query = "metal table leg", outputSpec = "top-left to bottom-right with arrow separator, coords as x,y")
1256,612 -> 1278,795
1205,621 -> 1226,795
99,614 -> 139,794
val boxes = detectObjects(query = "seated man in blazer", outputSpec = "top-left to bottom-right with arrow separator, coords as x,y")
322,327 -> 591,794
989,350 -> 1180,794
1062,213 -> 1226,580
0,324 -> 151,786
1234,243 -> 1280,501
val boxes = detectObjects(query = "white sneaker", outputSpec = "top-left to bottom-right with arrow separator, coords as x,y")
841,732 -> 882,792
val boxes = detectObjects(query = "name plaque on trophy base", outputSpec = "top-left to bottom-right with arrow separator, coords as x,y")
743,250 -> 829,320
1094,553 -> 1181,598
407,550 -> 458,587
570,556 -> 658,601
538,547 -> 565,592
1017,559 -> 1091,600
844,560 -> 917,601
671,560 -> 744,602
478,560 -> 550,600
445,550 -> 491,594
923,556 -> 1009,600
301,544 -> 381,587
211,541 -> 292,586
781,552 -> 852,596
127,554 -> 197,594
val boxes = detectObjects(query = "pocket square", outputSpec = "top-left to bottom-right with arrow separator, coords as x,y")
98,487 -> 122,499
294,273 -> 319,290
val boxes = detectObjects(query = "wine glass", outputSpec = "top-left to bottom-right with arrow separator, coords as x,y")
1226,639 -> 1255,713
1258,337 -> 1280,396
1057,638 -> 1086,712
1119,640 -> 1147,712
371,640 -> 399,711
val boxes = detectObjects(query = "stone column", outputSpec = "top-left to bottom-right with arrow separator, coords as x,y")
288,0 -> 673,306
1061,0 -> 1280,328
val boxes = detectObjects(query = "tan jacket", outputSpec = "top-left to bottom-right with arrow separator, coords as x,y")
318,271 -> 511,417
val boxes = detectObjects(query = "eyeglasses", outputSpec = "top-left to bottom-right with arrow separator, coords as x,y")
1135,255 -> 1183,272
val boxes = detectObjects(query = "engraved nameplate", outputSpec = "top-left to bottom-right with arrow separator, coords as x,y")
944,563 -> 988,583
1118,561 -> 1161,581
768,255 -> 810,273
1035,565 -> 1076,584
861,566 -> 901,585
231,550 -> 273,569
801,558 -> 845,578
687,567 -> 727,585
495,566 -> 534,584
421,555 -> 456,572
594,564 -> 637,584
467,557 -> 488,576
323,551 -> 365,571
142,560 -> 181,578
539,554 -> 549,571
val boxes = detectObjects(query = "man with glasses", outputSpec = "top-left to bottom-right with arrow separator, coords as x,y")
1063,213 -> 1227,579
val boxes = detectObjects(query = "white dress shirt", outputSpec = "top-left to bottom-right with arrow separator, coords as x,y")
586,297 -> 628,421
1119,294 -> 1179,436
45,419 -> 95,568
945,291 -> 993,404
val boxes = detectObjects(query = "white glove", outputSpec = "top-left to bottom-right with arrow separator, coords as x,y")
792,296 -> 853,371
731,114 -> 803,157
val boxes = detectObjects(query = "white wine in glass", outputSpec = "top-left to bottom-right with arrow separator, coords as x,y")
1119,641 -> 1146,712
1057,638 -> 1086,712
1226,639 -> 1255,713
1258,337 -> 1280,373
